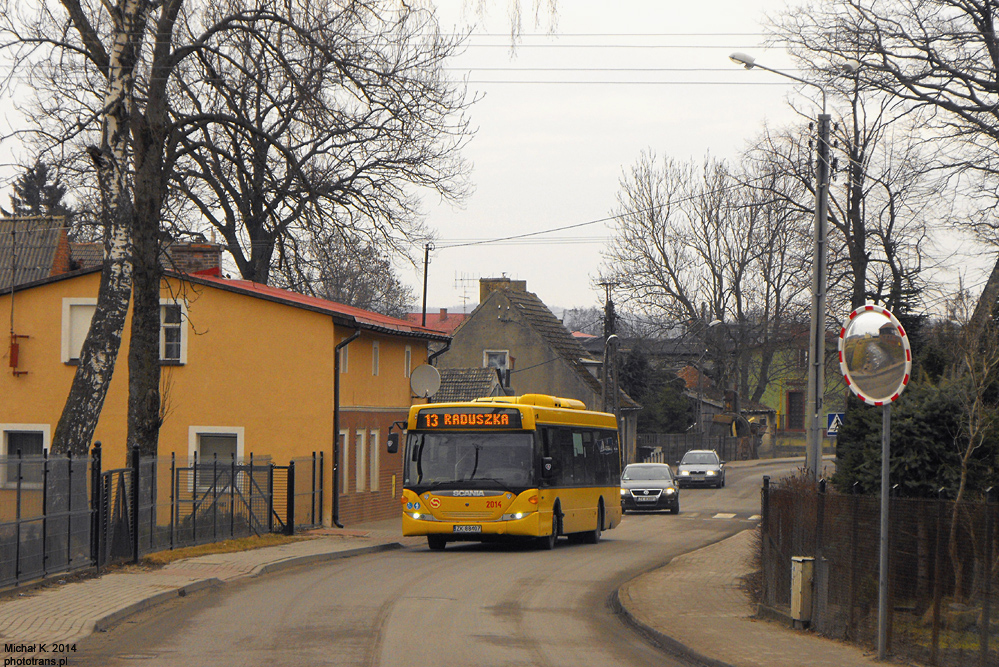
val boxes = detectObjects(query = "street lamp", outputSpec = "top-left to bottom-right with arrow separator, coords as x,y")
730,52 -> 830,483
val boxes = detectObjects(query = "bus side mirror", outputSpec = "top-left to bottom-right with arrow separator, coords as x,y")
387,433 -> 400,454
541,457 -> 554,479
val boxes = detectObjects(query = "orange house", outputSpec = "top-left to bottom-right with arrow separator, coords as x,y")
0,267 -> 449,526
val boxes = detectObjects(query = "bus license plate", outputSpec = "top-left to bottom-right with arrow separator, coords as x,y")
453,525 -> 482,534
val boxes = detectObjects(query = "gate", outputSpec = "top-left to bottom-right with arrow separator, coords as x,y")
95,467 -> 135,568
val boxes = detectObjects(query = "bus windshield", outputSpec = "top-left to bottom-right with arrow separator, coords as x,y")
405,432 -> 535,491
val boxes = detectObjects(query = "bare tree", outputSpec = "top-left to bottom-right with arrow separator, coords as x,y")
273,229 -> 416,318
602,151 -> 812,404
168,0 -> 471,285
0,0 -> 472,456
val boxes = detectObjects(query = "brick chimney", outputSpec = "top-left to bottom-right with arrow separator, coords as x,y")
166,242 -> 222,276
479,277 -> 527,302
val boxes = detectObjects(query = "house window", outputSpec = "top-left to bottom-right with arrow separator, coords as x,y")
483,350 -> 513,371
161,304 -> 183,362
372,341 -> 380,376
355,430 -> 367,492
62,298 -> 186,364
786,391 -> 805,431
1,425 -> 50,487
796,348 -> 808,369
188,426 -> 244,490
404,346 -> 412,378
340,430 -> 350,492
369,430 -> 380,492
62,298 -> 97,363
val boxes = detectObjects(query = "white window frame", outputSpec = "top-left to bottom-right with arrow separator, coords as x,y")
340,429 -> 350,492
0,424 -> 51,489
61,298 -> 97,363
62,297 -> 187,364
483,349 -> 512,370
404,346 -> 412,378
355,429 -> 367,492
372,341 -> 380,376
369,430 -> 380,492
188,426 -> 244,491
160,302 -> 188,364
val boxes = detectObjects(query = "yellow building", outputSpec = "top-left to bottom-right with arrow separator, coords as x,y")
0,267 -> 448,525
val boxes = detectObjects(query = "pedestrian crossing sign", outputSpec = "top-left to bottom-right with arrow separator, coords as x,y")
827,412 -> 845,436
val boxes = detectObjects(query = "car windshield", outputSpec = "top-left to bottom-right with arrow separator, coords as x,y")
681,453 -> 718,465
404,432 -> 535,491
622,466 -> 672,481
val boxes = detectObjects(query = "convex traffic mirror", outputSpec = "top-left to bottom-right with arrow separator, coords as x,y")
838,305 -> 912,405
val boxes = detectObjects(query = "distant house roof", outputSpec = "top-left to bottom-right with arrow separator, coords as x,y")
0,218 -> 72,291
431,367 -> 507,403
70,242 -> 103,269
486,286 -> 640,411
406,308 -> 468,335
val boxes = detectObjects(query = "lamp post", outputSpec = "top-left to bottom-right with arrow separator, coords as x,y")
730,52 -> 830,483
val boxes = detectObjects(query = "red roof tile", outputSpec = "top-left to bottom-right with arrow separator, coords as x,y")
187,274 -> 448,339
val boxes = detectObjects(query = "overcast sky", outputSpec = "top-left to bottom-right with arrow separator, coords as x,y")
0,0 -> 988,320
413,0 -> 991,320
412,0 -> 806,315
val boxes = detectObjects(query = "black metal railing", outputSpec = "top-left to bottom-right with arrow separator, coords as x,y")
0,444 -> 325,585
758,476 -> 998,666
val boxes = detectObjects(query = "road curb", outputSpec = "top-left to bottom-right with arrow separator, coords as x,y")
90,543 -> 404,637
92,576 -> 224,634
250,543 -> 404,577
611,587 -> 734,667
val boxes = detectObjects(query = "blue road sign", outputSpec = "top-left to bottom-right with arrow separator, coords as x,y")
827,412 -> 845,436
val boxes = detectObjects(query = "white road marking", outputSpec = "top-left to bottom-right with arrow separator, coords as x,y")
712,513 -> 737,519
748,514 -> 762,521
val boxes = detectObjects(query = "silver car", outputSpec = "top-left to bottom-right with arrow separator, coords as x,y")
676,450 -> 725,488
620,463 -> 680,514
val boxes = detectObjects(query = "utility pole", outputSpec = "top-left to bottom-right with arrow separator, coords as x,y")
421,242 -> 434,327
599,281 -> 623,462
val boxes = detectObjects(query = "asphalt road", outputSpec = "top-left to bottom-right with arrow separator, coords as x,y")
75,459 -> 798,667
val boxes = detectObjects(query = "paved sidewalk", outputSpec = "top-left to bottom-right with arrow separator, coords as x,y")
0,527 -> 411,656
617,529 -> 886,667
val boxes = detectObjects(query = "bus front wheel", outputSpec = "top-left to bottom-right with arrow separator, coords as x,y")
427,535 -> 447,551
537,508 -> 559,550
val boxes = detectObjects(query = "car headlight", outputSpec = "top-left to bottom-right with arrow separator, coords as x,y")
679,470 -> 690,476
663,487 -> 676,495
407,512 -> 438,521
620,488 -> 627,495
706,470 -> 717,476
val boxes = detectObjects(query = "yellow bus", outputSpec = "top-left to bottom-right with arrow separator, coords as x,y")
399,394 -> 622,550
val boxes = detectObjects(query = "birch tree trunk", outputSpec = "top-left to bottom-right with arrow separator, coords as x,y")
51,0 -> 149,456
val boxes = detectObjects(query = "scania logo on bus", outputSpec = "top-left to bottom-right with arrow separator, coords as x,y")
453,490 -> 486,497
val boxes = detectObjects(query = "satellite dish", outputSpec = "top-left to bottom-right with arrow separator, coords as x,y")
410,364 -> 441,398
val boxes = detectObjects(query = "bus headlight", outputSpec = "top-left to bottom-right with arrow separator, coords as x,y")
501,511 -> 531,521
407,512 -> 438,521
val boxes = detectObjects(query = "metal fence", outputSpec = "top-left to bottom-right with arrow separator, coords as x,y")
759,476 -> 998,667
0,454 -> 92,588
637,432 -> 752,463
0,445 -> 326,586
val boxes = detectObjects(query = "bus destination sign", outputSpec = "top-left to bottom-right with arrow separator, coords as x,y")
418,407 -> 523,430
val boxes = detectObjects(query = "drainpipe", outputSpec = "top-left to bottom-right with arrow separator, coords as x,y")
427,340 -> 450,366
333,328 -> 362,528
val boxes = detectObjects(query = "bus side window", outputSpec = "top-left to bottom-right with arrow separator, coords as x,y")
555,428 -> 575,486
